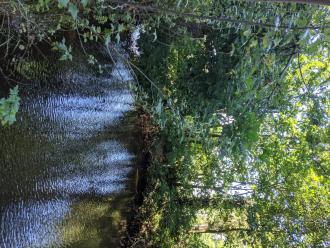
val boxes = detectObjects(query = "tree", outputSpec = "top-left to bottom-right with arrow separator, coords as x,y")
130,1 -> 329,247
0,1 -> 329,246
258,0 -> 330,6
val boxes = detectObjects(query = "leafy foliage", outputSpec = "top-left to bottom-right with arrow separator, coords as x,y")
0,0 -> 329,247
0,87 -> 20,126
130,1 -> 330,247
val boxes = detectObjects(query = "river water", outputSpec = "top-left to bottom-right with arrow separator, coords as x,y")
0,50 -> 139,247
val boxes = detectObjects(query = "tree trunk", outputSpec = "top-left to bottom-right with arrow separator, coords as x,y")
256,0 -> 330,5
109,1 -> 330,30
176,196 -> 251,208
190,224 -> 251,234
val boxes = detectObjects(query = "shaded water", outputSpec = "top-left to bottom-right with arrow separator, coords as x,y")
0,54 -> 139,247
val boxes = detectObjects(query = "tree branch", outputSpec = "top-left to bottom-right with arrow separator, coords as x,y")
106,0 -> 330,30
256,0 -> 330,6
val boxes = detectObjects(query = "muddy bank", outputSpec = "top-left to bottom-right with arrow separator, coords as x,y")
122,109 -> 164,248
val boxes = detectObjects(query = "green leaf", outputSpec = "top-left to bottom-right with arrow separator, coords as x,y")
68,3 -> 78,19
250,39 -> 258,48
87,54 -> 97,64
230,43 -> 235,56
246,77 -> 253,89
262,36 -> 268,49
117,24 -> 125,33
243,29 -> 251,37
59,54 -> 68,61
152,30 -> 157,42
156,99 -> 162,115
274,37 -> 282,47
116,33 -> 121,43
104,29 -> 112,45
81,0 -> 89,7
57,0 -> 68,8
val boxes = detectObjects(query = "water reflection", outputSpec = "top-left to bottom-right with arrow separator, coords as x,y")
1,200 -> 70,248
0,62 -> 138,247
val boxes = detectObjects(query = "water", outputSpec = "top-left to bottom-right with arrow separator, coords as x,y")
0,56 -> 140,247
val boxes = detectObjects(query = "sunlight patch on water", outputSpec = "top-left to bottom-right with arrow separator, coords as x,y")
0,200 -> 70,248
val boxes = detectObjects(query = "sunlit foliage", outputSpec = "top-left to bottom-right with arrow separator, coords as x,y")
0,1 -> 329,247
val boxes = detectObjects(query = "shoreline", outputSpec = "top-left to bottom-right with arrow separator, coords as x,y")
122,108 -> 161,248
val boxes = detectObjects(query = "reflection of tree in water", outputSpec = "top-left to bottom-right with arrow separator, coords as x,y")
60,192 -> 133,248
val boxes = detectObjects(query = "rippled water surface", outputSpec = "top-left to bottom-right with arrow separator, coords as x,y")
0,59 -> 139,247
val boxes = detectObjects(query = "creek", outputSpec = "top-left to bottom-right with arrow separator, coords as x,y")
0,47 -> 140,247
